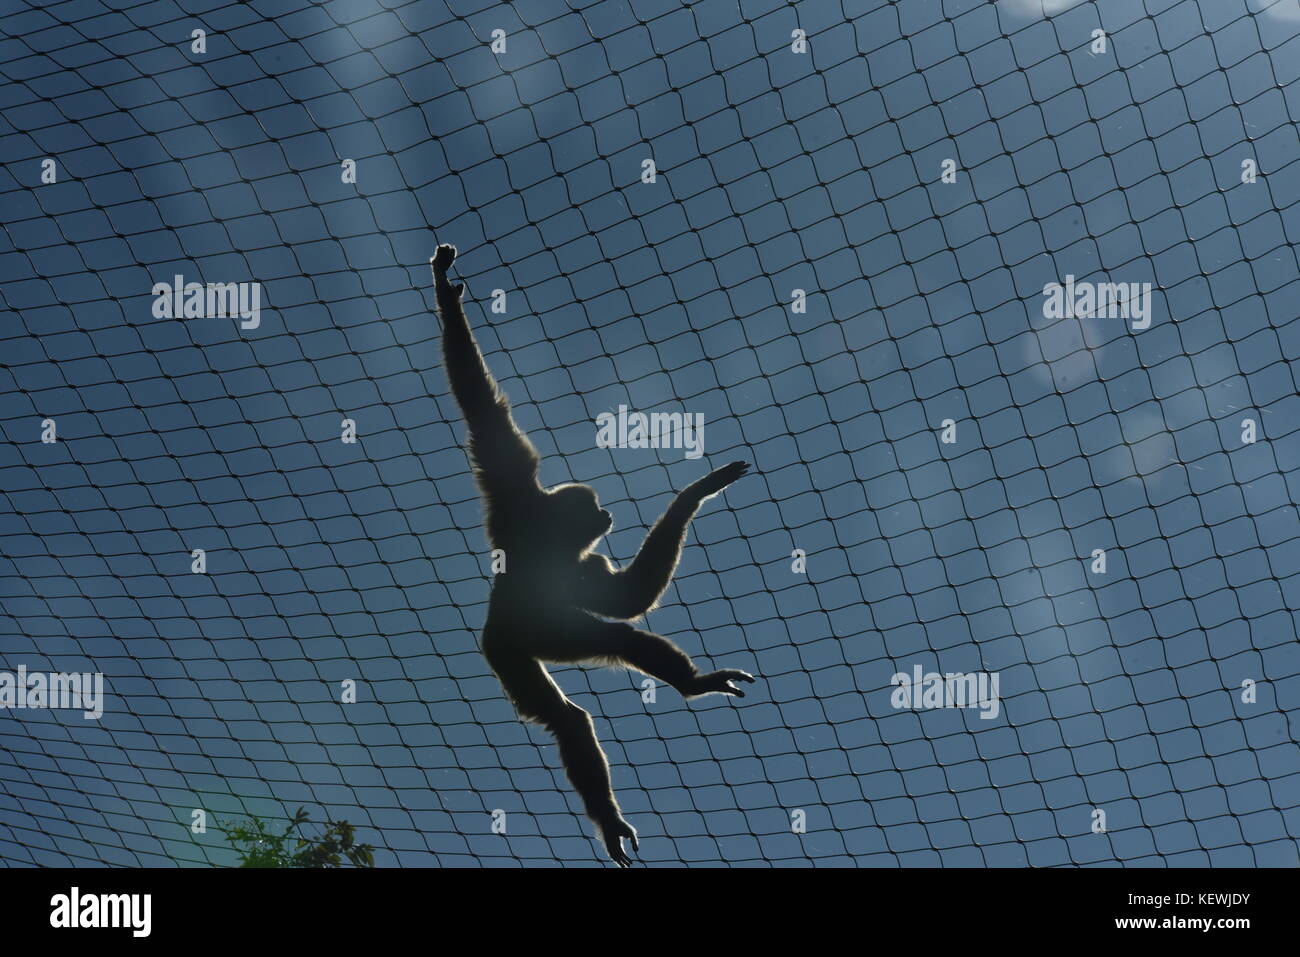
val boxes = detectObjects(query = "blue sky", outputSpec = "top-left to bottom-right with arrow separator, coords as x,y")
1,0 -> 1299,866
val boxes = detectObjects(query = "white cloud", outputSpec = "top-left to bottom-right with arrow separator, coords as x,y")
1249,0 -> 1300,22
996,0 -> 1089,17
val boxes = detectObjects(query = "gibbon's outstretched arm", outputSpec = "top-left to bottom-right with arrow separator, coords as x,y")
431,244 -> 540,495
576,461 -> 750,620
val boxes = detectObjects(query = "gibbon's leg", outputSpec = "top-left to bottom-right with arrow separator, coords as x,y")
609,624 -> 756,698
483,642 -> 638,866
537,617 -> 755,699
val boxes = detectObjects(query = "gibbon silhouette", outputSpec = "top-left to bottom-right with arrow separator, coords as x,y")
431,243 -> 755,866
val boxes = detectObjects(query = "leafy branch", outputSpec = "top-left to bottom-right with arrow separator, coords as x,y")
217,807 -> 375,868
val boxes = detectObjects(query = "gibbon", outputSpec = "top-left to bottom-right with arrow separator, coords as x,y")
432,243 -> 754,866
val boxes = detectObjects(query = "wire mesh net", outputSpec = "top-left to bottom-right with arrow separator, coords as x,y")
2,0 -> 1299,867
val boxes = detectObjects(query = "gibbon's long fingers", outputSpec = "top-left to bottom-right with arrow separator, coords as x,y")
597,815 -> 638,867
720,669 -> 756,695
694,668 -> 756,698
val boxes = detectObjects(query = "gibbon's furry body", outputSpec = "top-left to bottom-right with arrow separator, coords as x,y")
431,244 -> 754,866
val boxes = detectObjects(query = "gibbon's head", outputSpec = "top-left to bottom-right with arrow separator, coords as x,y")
545,482 -> 613,553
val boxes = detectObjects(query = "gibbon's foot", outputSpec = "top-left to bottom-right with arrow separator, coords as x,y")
689,669 -> 756,699
597,814 -> 639,868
